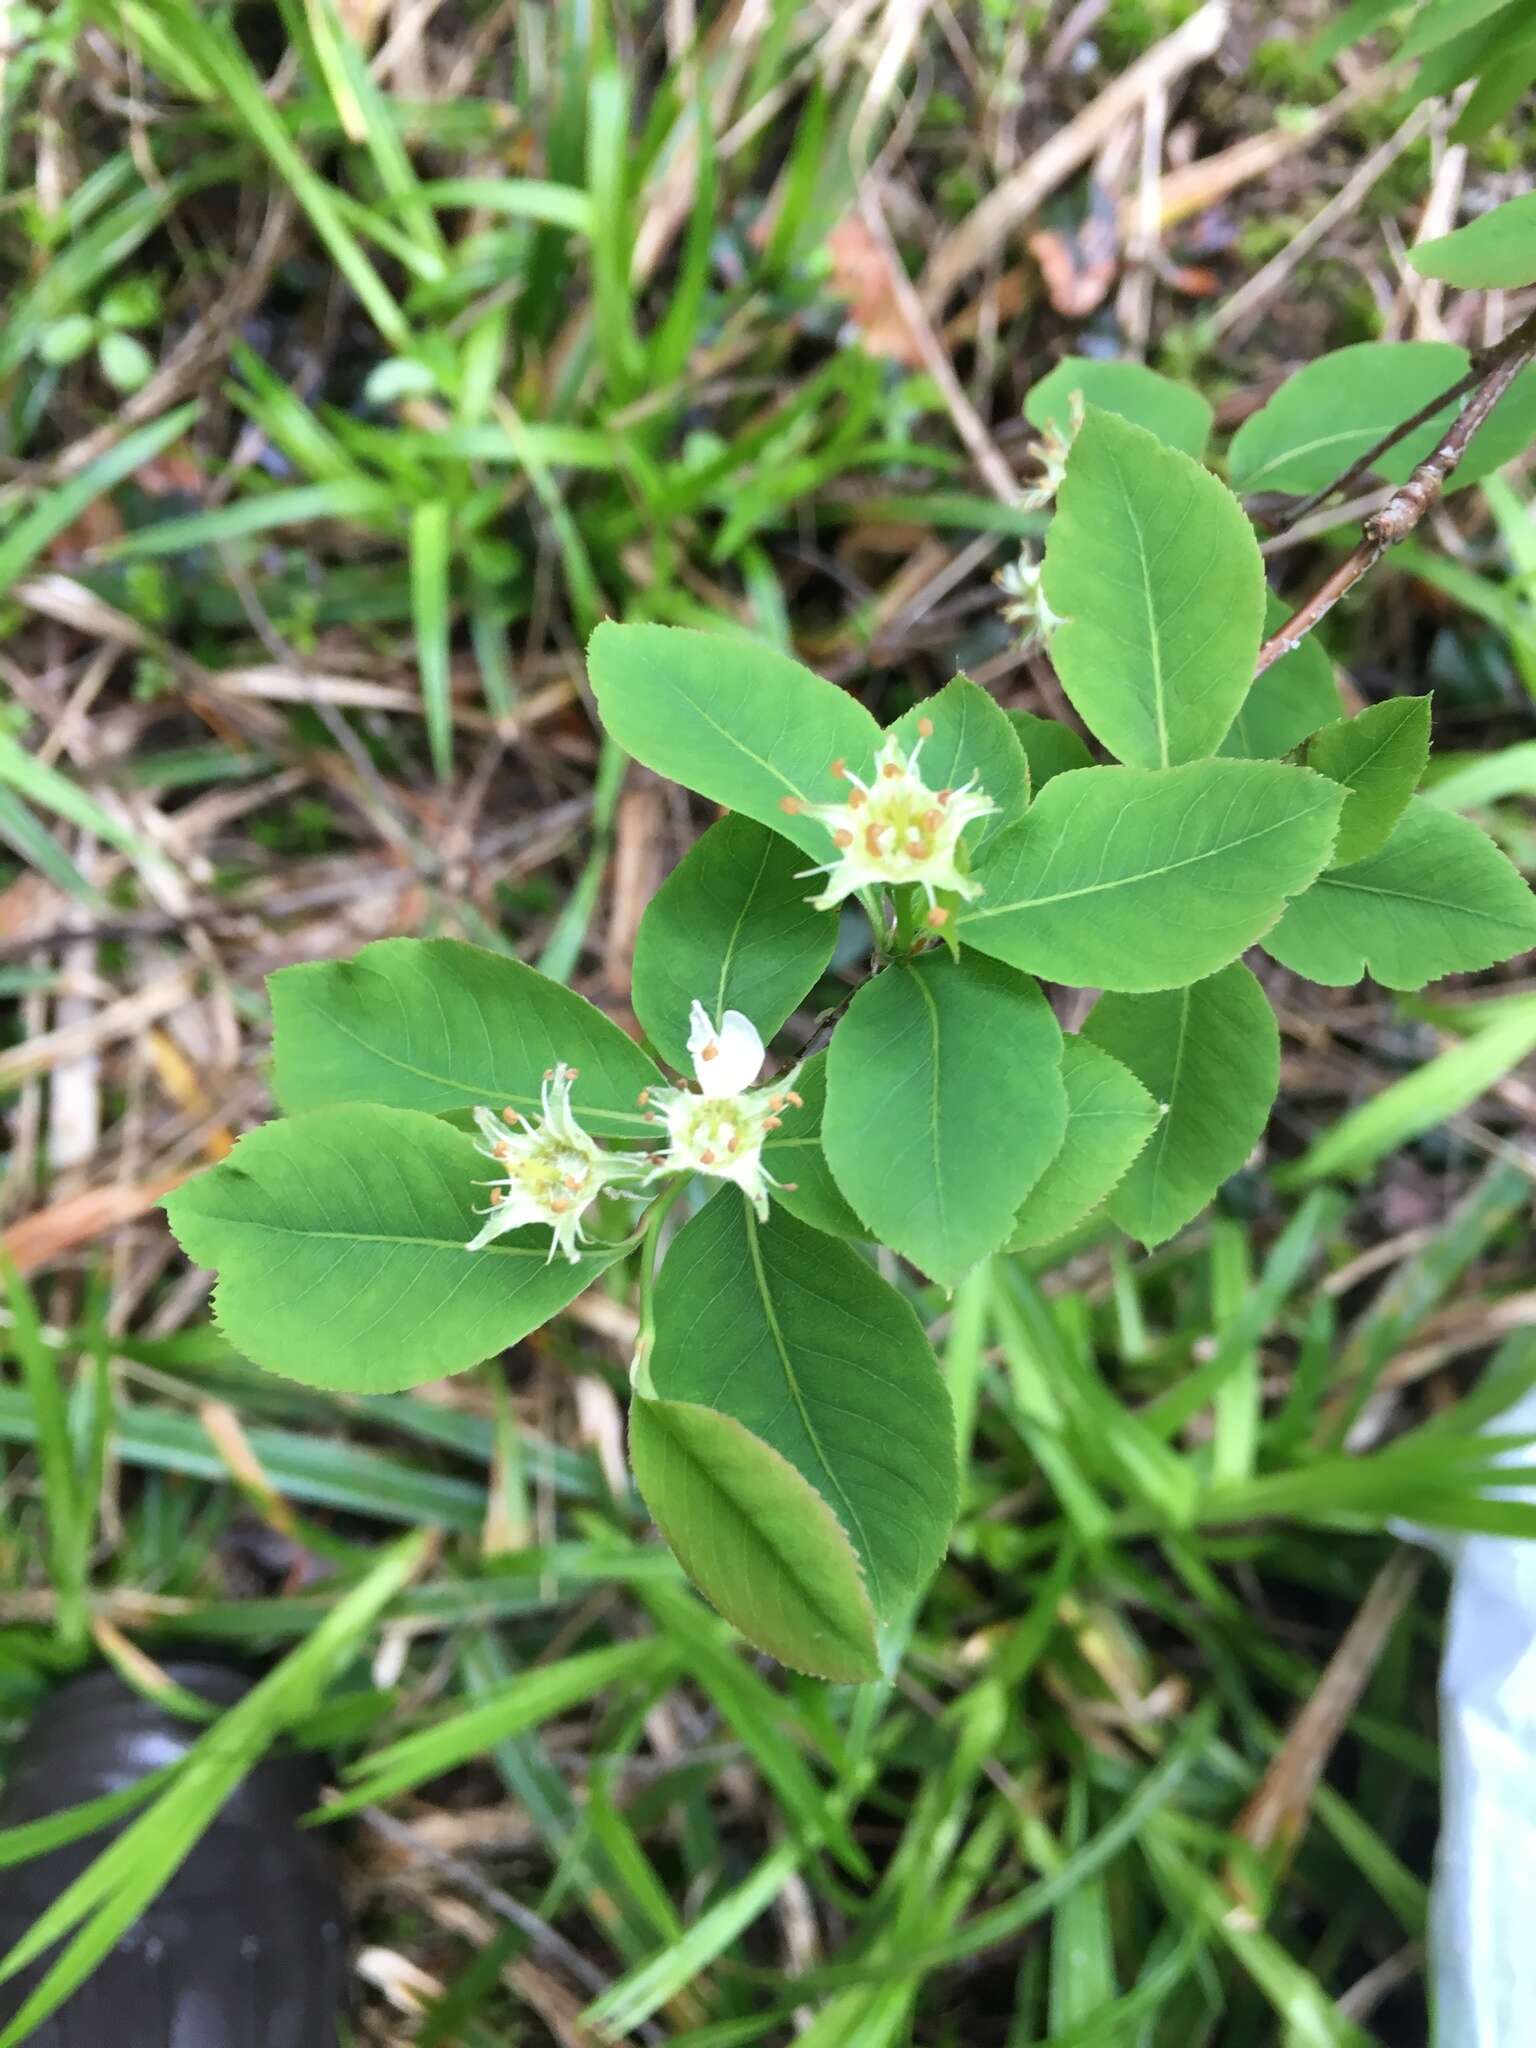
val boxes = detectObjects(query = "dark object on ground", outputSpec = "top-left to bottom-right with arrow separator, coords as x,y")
0,1663 -> 347,2045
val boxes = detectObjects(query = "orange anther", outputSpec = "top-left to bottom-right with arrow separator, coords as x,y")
938,788 -> 953,803
926,905 -> 950,928
637,1088 -> 650,1105
848,787 -> 866,810
881,760 -> 902,779
701,1042 -> 719,1061
786,1090 -> 803,1108
763,1116 -> 782,1130
917,715 -> 934,738
922,808 -> 942,832
830,758 -> 846,780
502,1106 -> 520,1125
700,1148 -> 716,1166
489,1187 -> 505,1204
833,828 -> 854,848
550,1197 -> 569,1213
779,795 -> 804,814
565,1175 -> 584,1191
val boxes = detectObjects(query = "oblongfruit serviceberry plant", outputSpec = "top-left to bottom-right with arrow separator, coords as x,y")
166,352 -> 1536,1683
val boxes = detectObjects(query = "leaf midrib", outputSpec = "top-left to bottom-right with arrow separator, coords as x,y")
741,1204 -> 882,1608
965,785 -> 1334,923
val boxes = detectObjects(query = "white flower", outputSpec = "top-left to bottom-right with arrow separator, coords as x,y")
996,551 -> 1064,649
641,1002 -> 801,1221
782,723 -> 995,921
466,1063 -> 645,1263
1019,388 -> 1084,513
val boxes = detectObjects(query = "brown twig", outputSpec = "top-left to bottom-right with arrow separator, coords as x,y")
1253,324 -> 1536,678
1271,306 -> 1536,534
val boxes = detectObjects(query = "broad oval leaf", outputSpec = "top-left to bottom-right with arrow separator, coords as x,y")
1043,409 -> 1266,769
1410,192 -> 1536,288
271,936 -> 661,1139
1083,964 -> 1280,1249
763,1052 -> 868,1242
959,762 -> 1343,994
1307,696 -> 1431,867
1007,709 -> 1093,790
1228,341 -> 1536,496
823,951 -> 1066,1286
163,1106 -> 630,1393
629,1397 -> 881,1683
649,1193 -> 957,1621
631,815 -> 836,1069
587,622 -> 881,861
1262,797 -> 1536,989
1008,1037 -> 1161,1249
1025,355 -> 1213,457
888,675 -> 1029,842
1218,596 -> 1342,760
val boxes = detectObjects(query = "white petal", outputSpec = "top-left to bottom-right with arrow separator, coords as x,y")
687,1001 -> 764,1096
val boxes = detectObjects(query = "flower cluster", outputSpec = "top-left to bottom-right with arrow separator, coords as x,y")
782,722 -> 995,919
466,1063 -> 644,1263
996,551 -> 1064,650
639,1003 -> 799,1222
1018,388 -> 1084,513
466,1005 -> 802,1260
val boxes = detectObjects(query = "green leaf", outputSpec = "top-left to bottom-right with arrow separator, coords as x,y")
97,330 -> 153,393
1083,965 -> 1280,1248
587,622 -> 881,861
648,1194 -> 957,1620
762,1053 -> 869,1242
823,952 -> 1066,1286
1218,596 -> 1342,760
410,500 -> 453,781
1263,797 -> 1536,989
630,815 -> 836,1069
1042,410 -> 1265,769
1006,710 -> 1092,790
1410,192 -> 1536,288
1307,696 -> 1431,867
270,936 -> 661,1138
164,1105 -> 630,1393
1025,356 -> 1213,458
888,674 -> 1029,842
38,315 -> 96,365
960,762 -> 1343,993
628,1399 -> 880,1683
1227,341 -> 1536,496
1008,1038 -> 1161,1249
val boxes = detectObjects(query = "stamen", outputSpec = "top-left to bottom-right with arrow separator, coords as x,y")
637,1088 -> 650,1106
763,1116 -> 782,1131
865,822 -> 886,857
550,1197 -> 569,1214
881,760 -> 902,779
927,906 -> 950,928
848,787 -> 866,810
786,1090 -> 803,1108
830,758 -> 846,780
922,808 -> 942,832
700,1148 -> 716,1166
917,715 -> 934,738
700,1042 -> 719,1062
489,1188 -> 505,1204
564,1175 -> 584,1191
779,795 -> 804,814
502,1107 -> 520,1125
833,828 -> 854,848
768,1095 -> 785,1110
643,1112 -> 658,1123
938,788 -> 953,803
